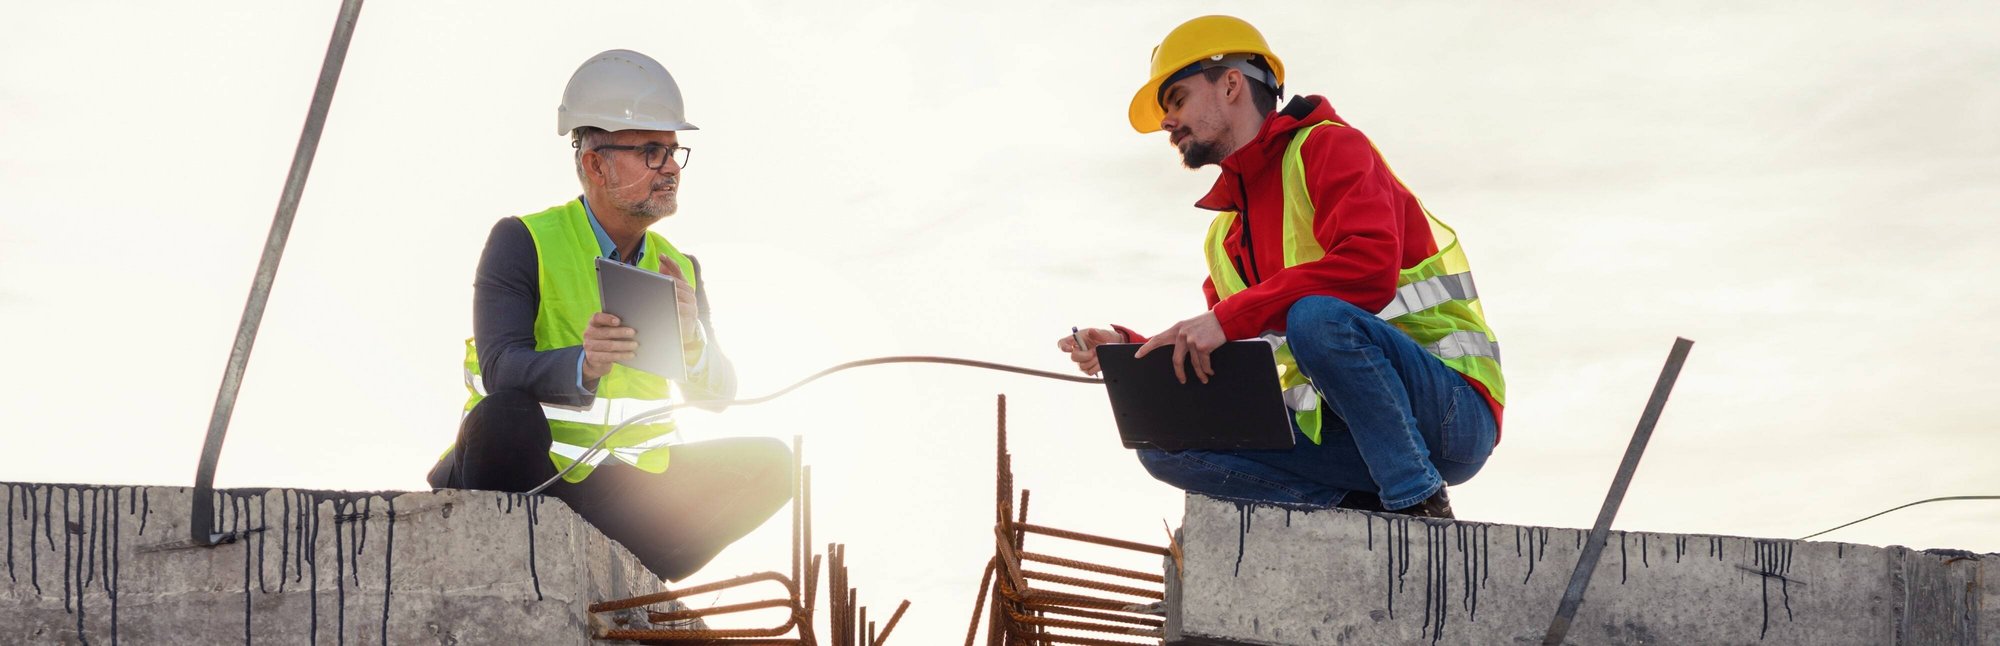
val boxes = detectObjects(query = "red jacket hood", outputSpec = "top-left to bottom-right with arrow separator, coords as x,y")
1195,95 -> 1347,211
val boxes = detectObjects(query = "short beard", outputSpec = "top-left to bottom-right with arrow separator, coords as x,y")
1180,138 -> 1225,169
621,191 -> 677,220
605,168 -> 679,220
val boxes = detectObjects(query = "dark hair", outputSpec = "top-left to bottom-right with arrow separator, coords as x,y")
1201,66 -> 1276,116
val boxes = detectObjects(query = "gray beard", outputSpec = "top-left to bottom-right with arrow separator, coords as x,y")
606,169 -> 679,219
623,192 -> 677,219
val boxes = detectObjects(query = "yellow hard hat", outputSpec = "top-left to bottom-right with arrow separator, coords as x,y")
1128,15 -> 1286,133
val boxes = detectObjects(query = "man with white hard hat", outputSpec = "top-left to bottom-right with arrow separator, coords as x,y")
429,49 -> 790,582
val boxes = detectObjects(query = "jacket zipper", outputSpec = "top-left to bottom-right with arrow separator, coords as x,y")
1236,181 -> 1263,285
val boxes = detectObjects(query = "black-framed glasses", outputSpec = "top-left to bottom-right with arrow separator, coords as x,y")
591,143 -> 693,170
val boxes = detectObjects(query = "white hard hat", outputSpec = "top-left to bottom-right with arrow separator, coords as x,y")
556,49 -> 698,136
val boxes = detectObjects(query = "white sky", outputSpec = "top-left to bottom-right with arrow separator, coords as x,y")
2,1 -> 1996,641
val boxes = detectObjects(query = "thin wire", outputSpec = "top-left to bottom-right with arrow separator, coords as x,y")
1797,495 -> 2000,541
523,356 -> 1104,495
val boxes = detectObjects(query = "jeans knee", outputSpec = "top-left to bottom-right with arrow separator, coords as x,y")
1285,296 -> 1371,361
1285,296 -> 1370,332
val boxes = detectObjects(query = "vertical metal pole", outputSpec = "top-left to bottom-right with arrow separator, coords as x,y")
1543,337 -> 1693,645
190,0 -> 366,546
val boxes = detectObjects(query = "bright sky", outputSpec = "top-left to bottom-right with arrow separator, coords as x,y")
3,1 -> 1996,642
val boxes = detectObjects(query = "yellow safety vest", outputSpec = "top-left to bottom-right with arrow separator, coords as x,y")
458,199 -> 698,482
1203,121 -> 1505,445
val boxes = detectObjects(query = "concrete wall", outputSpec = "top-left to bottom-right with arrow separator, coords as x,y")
1167,493 -> 1993,646
1,483 -> 683,645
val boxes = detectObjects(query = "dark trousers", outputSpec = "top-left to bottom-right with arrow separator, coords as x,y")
428,390 -> 793,582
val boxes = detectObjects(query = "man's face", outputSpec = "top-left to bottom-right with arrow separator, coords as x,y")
1157,73 -> 1231,169
589,129 -> 682,221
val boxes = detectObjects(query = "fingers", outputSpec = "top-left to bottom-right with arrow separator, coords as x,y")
1080,356 -> 1100,376
657,259 -> 688,282
584,323 -> 636,341
1192,345 -> 1212,384
590,312 -> 621,328
584,337 -> 638,355
1056,335 -> 1076,353
1134,333 -> 1168,359
1170,339 -> 1188,384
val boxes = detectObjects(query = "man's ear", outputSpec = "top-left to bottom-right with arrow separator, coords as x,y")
581,150 -> 604,185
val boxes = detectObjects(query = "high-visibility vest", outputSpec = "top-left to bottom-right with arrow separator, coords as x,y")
1203,121 -> 1505,445
459,199 -> 698,482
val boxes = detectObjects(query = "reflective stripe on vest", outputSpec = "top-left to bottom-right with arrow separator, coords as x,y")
454,199 -> 695,483
1425,330 -> 1500,363
1203,121 -> 1506,444
1376,272 -> 1478,321
462,365 -> 678,426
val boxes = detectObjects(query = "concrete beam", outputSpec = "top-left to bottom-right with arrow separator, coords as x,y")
1,483 -> 694,645
1166,493 -> 1991,645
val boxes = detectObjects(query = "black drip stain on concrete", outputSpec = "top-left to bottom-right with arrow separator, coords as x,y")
3,484 -> 129,645
1675,536 -> 1687,563
7,485 -> 413,645
1418,522 -> 1455,644
1363,513 -> 1407,620
1515,525 -> 1551,584
1753,539 -> 1796,640
1620,532 -> 1629,584
1346,518 -> 1497,644
229,488 -> 402,646
498,493 -> 546,600
379,498 -> 395,646
1233,502 -> 1252,577
1455,523 -> 1485,625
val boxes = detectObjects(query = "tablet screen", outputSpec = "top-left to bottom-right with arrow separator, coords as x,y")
594,257 -> 687,381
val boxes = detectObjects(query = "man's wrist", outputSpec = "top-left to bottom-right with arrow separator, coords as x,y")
574,350 -> 598,395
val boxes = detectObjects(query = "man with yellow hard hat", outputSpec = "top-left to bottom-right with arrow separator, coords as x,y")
1059,16 -> 1505,518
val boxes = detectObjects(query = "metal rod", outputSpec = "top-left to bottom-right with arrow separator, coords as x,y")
189,0 -> 366,546
1543,337 -> 1693,645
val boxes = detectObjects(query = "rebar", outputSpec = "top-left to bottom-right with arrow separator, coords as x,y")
970,394 -> 1171,646
589,433 -> 915,645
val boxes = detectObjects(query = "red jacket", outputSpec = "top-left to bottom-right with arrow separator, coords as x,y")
1120,95 -> 1503,430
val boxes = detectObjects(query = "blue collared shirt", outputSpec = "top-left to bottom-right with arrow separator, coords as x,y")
583,197 -> 646,263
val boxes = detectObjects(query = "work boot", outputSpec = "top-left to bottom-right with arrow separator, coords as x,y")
1333,491 -> 1387,512
1388,488 -> 1454,519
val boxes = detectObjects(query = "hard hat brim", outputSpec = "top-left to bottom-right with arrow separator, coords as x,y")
1127,47 -> 1285,134
556,111 -> 699,136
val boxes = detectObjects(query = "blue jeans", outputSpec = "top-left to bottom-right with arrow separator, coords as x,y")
1135,296 -> 1496,510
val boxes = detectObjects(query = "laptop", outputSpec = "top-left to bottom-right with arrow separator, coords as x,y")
594,256 -> 687,381
1095,341 -> 1298,451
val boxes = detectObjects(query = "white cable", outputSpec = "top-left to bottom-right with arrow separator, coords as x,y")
522,355 -> 1102,495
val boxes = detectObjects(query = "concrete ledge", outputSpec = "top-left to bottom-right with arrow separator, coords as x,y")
1,483 -> 687,645
1166,493 -> 1991,645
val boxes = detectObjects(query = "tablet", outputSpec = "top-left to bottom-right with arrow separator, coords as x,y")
594,256 -> 686,381
1096,341 -> 1297,451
